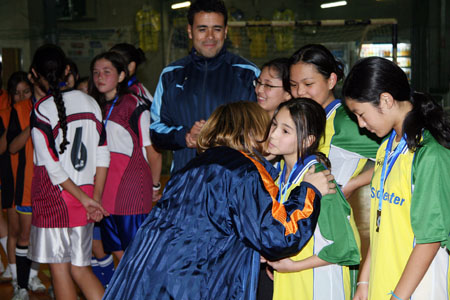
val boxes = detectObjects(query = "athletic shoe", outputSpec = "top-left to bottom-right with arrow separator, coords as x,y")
11,288 -> 29,300
28,276 -> 46,292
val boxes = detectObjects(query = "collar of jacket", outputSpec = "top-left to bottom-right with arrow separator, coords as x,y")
189,46 -> 228,69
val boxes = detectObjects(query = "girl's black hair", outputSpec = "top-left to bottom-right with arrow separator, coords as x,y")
110,43 -> 146,70
290,44 -> 345,84
7,71 -> 32,105
261,58 -> 292,96
66,58 -> 80,83
89,51 -> 129,117
342,56 -> 450,149
265,98 -> 330,168
30,44 -> 70,154
75,76 -> 89,90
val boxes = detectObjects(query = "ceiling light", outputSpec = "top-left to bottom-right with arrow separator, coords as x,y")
171,1 -> 191,9
320,1 -> 347,9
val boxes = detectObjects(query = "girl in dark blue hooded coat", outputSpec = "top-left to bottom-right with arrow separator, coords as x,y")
103,101 -> 335,300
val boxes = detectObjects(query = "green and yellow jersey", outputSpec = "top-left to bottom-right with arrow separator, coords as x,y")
320,100 -> 380,187
369,130 -> 450,299
273,158 -> 361,300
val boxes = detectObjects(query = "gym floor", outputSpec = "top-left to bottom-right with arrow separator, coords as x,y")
0,178 -> 371,300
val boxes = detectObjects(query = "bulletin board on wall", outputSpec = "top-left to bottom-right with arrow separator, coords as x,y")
57,27 -> 133,74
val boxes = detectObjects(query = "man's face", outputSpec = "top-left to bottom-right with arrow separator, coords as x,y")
187,11 -> 227,58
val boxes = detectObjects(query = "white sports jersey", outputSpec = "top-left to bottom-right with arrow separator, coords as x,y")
31,90 -> 110,227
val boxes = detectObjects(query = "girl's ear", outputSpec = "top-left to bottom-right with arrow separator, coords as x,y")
128,61 -> 136,75
306,135 -> 316,148
327,72 -> 337,90
379,92 -> 394,110
118,71 -> 126,83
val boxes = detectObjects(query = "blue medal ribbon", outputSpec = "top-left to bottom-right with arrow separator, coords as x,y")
376,129 -> 408,230
103,95 -> 119,128
278,155 -> 318,204
127,75 -> 137,87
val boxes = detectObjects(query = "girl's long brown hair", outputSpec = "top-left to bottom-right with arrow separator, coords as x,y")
197,101 -> 270,159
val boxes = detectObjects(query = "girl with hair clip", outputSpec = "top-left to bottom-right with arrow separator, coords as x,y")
109,43 -> 153,106
28,44 -> 110,300
289,44 -> 380,199
263,98 -> 361,300
6,72 -> 46,298
103,101 -> 336,300
255,57 -> 292,118
89,51 -> 154,262
343,57 -> 450,300
109,42 -> 162,202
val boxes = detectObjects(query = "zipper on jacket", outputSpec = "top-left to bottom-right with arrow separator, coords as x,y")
201,60 -> 208,105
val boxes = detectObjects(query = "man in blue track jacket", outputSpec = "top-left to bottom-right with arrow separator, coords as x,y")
150,0 -> 259,173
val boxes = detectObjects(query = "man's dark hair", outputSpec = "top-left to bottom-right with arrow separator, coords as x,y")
187,0 -> 228,26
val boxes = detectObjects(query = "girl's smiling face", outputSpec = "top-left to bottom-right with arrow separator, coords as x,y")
290,62 -> 336,109
92,58 -> 125,100
255,66 -> 291,117
267,106 -> 298,167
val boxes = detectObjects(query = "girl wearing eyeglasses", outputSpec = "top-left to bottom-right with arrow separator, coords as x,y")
254,58 -> 292,118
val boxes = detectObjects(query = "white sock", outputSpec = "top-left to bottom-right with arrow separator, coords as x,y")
29,263 -> 39,279
0,236 -> 7,253
10,263 -> 17,280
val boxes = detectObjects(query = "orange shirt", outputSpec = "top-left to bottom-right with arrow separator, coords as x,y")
8,99 -> 33,207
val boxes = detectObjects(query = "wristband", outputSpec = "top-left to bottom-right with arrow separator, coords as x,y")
356,281 -> 369,286
388,291 -> 403,300
153,182 -> 161,191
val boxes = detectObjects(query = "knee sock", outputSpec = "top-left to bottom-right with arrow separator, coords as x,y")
91,257 -> 102,283
96,254 -> 115,287
16,245 -> 31,289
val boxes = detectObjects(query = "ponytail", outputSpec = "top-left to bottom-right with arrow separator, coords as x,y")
47,71 -> 70,154
30,44 -> 70,154
404,92 -> 450,149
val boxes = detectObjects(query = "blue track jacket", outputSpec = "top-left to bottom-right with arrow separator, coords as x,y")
103,146 -> 321,300
150,47 -> 259,173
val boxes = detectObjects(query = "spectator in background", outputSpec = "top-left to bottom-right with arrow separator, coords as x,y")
150,0 -> 259,174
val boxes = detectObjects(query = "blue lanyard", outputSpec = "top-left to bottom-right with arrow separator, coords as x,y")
278,155 -> 318,204
127,75 -> 137,87
104,96 -> 118,127
378,129 -> 408,211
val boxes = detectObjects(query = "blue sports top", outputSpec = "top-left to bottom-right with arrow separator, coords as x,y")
150,47 -> 259,173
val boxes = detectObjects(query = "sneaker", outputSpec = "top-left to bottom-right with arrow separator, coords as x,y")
11,288 -> 29,300
12,279 -> 18,292
28,276 -> 46,293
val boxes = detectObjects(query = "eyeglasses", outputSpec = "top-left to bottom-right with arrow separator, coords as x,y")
253,79 -> 284,91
